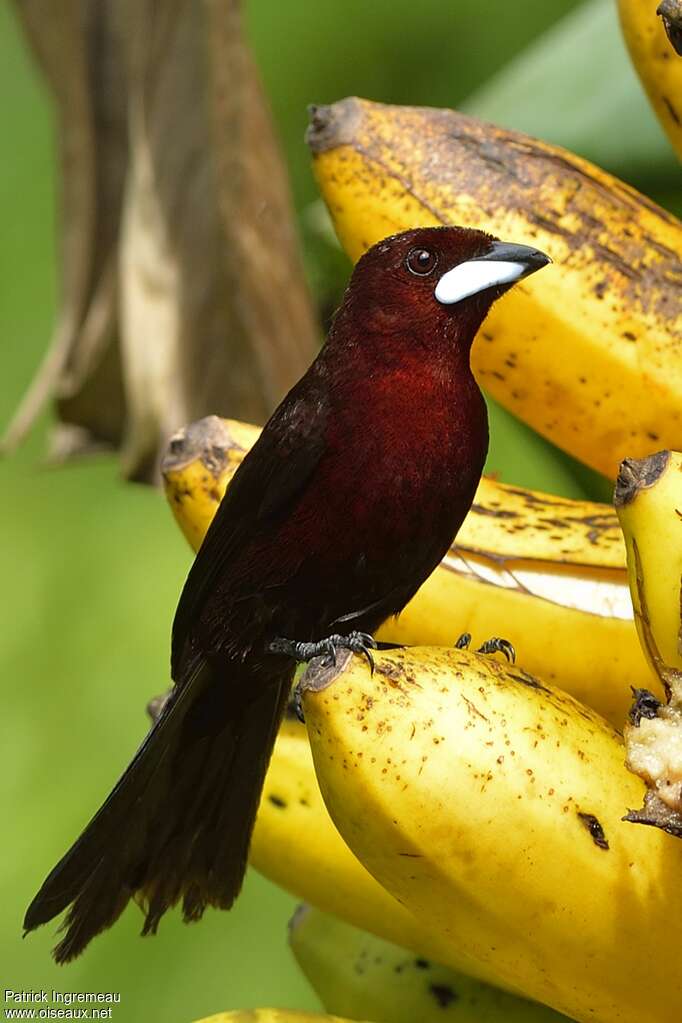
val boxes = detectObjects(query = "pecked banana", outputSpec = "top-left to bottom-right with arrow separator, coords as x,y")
615,449 -> 682,834
618,0 -> 682,161
289,904 -> 568,1023
299,645 -> 682,1023
305,97 -> 682,479
162,416 -> 657,725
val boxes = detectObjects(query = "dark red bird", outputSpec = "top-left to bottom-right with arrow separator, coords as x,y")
24,226 -> 549,961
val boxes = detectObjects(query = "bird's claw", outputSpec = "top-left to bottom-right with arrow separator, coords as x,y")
477,637 -> 516,663
276,631 -> 378,724
454,633 -> 515,663
270,631 -> 377,674
629,687 -> 661,727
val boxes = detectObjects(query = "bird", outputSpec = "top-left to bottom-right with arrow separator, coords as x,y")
24,225 -> 550,962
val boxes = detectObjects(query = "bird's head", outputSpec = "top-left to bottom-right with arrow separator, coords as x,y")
337,226 -> 550,359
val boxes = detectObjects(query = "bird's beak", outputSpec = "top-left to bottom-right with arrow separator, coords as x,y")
434,241 -> 551,306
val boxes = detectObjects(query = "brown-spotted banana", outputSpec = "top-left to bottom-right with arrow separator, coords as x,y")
162,416 -> 657,725
299,645 -> 682,1023
306,97 -> 682,479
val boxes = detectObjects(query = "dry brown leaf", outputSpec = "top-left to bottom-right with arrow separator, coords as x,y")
5,0 -> 318,482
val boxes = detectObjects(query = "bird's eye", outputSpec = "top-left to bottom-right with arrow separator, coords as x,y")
405,248 -> 438,276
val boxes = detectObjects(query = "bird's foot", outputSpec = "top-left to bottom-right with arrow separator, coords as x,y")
628,687 -> 661,727
272,632 -> 378,725
455,632 -> 515,664
270,631 -> 377,672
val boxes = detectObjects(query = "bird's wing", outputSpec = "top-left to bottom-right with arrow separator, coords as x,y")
170,378 -> 328,679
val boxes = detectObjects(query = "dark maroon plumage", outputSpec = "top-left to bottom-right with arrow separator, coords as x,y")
24,226 -> 549,961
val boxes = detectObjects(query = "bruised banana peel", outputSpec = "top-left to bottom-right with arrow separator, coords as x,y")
162,416 -> 656,725
615,449 -> 682,835
300,645 -> 682,1023
618,0 -> 682,160
306,97 -> 682,479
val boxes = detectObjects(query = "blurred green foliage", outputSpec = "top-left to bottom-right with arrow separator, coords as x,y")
1,0 -> 679,1020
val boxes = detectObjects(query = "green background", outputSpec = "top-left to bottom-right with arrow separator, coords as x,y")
0,1 -> 678,1020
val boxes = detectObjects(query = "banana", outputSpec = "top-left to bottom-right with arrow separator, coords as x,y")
192,1012 -> 365,1023
618,0 -> 682,161
253,720 -> 557,1016
162,416 -> 658,725
615,449 -> 682,680
162,416 -> 261,550
615,449 -> 682,834
289,904 -> 569,1023
252,717 -> 474,968
299,645 -> 682,1023
306,97 -> 682,479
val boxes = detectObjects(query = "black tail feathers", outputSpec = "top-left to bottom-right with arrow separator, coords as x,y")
24,660 -> 291,963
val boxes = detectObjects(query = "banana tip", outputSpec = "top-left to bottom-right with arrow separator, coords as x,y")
657,0 -> 682,55
161,415 -> 237,476
306,97 -> 363,154
614,451 -> 670,508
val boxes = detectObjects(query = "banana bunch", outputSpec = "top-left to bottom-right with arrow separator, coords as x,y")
615,449 -> 682,834
289,904 -> 568,1022
163,415 -> 657,725
306,98 -> 682,479
298,645 -> 682,1023
618,0 -> 682,161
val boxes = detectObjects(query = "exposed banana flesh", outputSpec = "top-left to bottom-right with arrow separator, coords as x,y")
162,416 -> 657,724
300,645 -> 682,1023
289,904 -> 568,1022
305,97 -> 682,479
615,449 -> 682,834
618,0 -> 682,160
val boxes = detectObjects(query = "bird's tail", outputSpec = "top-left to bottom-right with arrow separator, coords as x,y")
24,659 -> 291,963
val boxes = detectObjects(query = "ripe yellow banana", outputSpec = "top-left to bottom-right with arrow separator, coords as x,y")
163,416 -> 657,725
253,720 -> 553,1014
618,0 -> 682,161
306,97 -> 682,479
300,645 -> 682,1023
289,904 -> 568,1023
252,717 -> 475,969
615,449 -> 682,834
